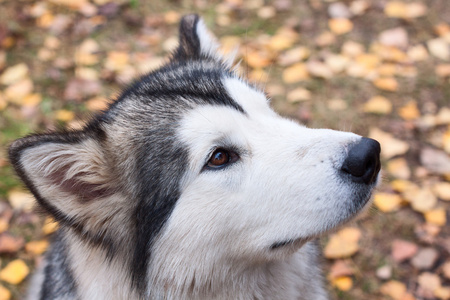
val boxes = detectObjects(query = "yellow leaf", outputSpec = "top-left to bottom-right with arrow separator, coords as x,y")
408,187 -> 437,212
23,93 -> 42,107
373,77 -> 398,91
287,88 -> 311,103
363,96 -> 392,114
355,54 -> 380,70
4,79 -> 34,104
435,286 -> 450,300
328,18 -> 353,35
164,11 -> 180,24
341,41 -> 365,57
369,128 -> 410,159
387,158 -> 411,179
55,110 -> 75,122
399,101 -> 420,120
245,49 -> 272,68
373,193 -> 403,212
75,39 -> 100,66
324,227 -> 361,259
0,285 -> 10,300
86,96 -> 109,111
8,190 -> 34,212
380,280 -> 407,300
0,260 -> 29,285
268,34 -> 295,52
37,12 -> 54,28
427,38 -> 450,61
0,219 -> 8,234
407,44 -> 429,61
424,208 -> 447,226
42,217 -> 59,235
378,63 -> 397,76
75,68 -> 98,81
418,272 -> 441,293
307,61 -> 333,78
25,240 -> 49,255
433,182 -> 450,201
385,2 -> 407,18
0,63 -> 29,85
278,47 -> 310,66
282,63 -> 309,83
331,276 -> 353,291
105,51 -> 130,72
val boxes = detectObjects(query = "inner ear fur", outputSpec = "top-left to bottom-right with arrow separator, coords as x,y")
9,131 -> 114,220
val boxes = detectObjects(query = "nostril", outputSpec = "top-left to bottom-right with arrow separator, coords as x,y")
341,137 -> 381,184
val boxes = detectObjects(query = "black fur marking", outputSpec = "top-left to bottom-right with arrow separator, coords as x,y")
40,231 -> 77,299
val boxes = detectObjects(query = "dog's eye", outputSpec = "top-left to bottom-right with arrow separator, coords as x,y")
206,149 -> 238,169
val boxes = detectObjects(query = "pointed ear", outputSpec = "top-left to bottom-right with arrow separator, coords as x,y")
172,14 -> 235,67
9,130 -> 114,222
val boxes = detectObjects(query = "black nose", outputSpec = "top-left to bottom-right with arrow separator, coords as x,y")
341,137 -> 381,184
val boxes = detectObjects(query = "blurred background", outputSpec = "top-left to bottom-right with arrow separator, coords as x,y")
0,0 -> 450,299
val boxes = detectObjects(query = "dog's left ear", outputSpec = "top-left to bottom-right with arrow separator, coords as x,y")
173,14 -> 235,67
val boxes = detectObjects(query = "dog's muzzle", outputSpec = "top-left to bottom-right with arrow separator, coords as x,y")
341,137 -> 381,185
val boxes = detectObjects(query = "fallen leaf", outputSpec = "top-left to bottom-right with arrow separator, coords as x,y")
42,217 -> 59,235
391,239 -> 418,262
442,261 -> 450,279
387,158 -> 411,179
399,101 -> 420,120
328,260 -> 354,279
7,190 -> 34,212
421,148 -> 450,175
433,182 -> 450,201
407,44 -> 429,61
385,2 -> 427,19
25,240 -> 49,255
85,96 -> 109,111
373,77 -> 398,91
245,49 -> 272,68
0,285 -> 10,300
331,276 -> 353,291
424,208 -> 447,226
349,0 -> 370,15
4,79 -> 34,104
363,96 -> 392,114
435,286 -> 450,300
325,54 -> 349,73
282,63 -> 309,83
105,51 -> 130,71
306,60 -> 333,78
436,64 -> 450,77
391,179 -> 418,193
55,109 -> 75,122
0,63 -> 29,85
380,280 -> 407,300
287,88 -> 311,103
163,10 -> 180,24
277,47 -> 310,66
324,227 -> 361,259
257,6 -> 276,19
369,128 -> 410,159
376,265 -> 392,279
409,187 -> 437,212
379,27 -> 408,49
74,39 -> 100,66
341,41 -> 365,57
373,193 -> 403,212
327,99 -> 348,111
427,38 -> 450,61
411,248 -> 439,270
315,31 -> 336,47
0,234 -> 24,254
328,18 -> 353,35
328,2 -> 352,18
0,259 -> 29,284
418,272 -> 441,292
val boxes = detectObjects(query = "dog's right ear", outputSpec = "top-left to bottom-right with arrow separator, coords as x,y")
172,14 -> 236,67
8,130 -> 114,223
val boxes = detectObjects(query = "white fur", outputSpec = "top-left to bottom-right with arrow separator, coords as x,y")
145,76 -> 364,298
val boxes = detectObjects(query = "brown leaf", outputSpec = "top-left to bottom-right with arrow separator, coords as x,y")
418,272 -> 441,292
328,260 -> 354,279
380,280 -> 407,300
328,18 -> 353,35
379,27 -> 409,49
0,234 -> 24,254
411,248 -> 439,270
391,239 -> 418,262
387,158 -> 411,179
369,128 -> 410,159
421,148 -> 450,175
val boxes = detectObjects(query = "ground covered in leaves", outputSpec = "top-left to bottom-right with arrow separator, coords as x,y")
0,0 -> 450,299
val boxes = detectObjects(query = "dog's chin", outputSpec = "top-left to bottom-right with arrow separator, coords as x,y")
270,185 -> 377,252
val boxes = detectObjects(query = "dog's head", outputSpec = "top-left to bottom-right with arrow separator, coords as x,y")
9,14 -> 380,294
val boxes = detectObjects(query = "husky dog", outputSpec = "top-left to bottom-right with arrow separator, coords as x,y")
10,14 -> 380,300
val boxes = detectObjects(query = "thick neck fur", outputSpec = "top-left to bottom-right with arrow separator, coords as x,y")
65,230 -> 327,300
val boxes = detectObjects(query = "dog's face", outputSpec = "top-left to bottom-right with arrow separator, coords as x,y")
9,15 -> 380,292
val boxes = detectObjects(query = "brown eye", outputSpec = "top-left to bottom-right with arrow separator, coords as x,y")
205,148 -> 239,170
208,149 -> 230,167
